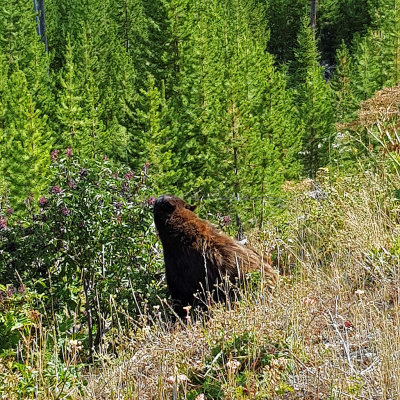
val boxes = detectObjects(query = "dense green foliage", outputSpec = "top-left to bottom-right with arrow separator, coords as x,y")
0,0 -> 398,216
1,0 -> 400,396
0,154 -> 163,356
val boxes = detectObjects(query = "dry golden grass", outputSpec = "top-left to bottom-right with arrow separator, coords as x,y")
66,169 -> 400,400
1,167 -> 396,399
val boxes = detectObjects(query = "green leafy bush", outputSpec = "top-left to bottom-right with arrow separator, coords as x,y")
0,152 -> 165,361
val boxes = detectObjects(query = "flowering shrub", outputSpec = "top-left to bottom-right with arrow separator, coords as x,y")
0,154 -> 165,360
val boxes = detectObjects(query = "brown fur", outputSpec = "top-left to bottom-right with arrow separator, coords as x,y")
153,195 -> 277,316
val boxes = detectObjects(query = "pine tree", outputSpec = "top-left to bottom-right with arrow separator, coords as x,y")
0,51 -> 9,194
373,0 -> 400,86
0,0 -> 52,93
331,42 -> 358,122
351,34 -> 383,101
228,0 -> 301,223
0,2 -> 54,206
163,0 -> 302,223
141,0 -> 174,89
293,17 -> 335,177
137,74 -> 176,192
350,0 -> 400,103
45,0 -> 87,70
0,69 -> 52,207
48,0 -> 134,161
265,0 -> 371,65
58,25 -> 131,160
265,0 -> 307,63
56,36 -> 84,150
165,0 -> 229,200
0,0 -> 37,74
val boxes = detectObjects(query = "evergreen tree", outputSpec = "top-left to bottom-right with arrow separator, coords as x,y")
264,0 -> 307,63
0,0 -> 37,74
0,2 -> 54,206
350,0 -> 400,104
0,52 -> 9,194
56,36 -> 84,150
293,17 -> 335,177
318,0 -> 372,64
137,74 -> 176,192
0,0 -> 54,121
331,42 -> 358,122
45,0 -> 87,70
165,0 -> 230,200
0,69 -> 52,206
48,0 -> 135,161
57,25 -> 131,160
265,0 -> 372,65
141,0 -> 174,89
351,34 -> 383,102
372,0 -> 400,86
231,2 -> 301,223
164,0 -> 302,222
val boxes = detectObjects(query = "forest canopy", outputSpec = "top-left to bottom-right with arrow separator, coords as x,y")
1,0 -> 398,221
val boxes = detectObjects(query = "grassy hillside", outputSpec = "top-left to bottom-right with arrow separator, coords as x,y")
2,159 -> 399,399
72,169 -> 399,399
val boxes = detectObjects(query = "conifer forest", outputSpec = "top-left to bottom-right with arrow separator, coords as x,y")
2,0 -> 400,398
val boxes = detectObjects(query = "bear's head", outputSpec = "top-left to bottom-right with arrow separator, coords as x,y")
153,195 -> 196,228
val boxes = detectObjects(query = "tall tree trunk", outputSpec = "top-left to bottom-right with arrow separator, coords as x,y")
33,0 -> 48,51
310,0 -> 317,36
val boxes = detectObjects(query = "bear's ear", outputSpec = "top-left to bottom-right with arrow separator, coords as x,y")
186,203 -> 197,212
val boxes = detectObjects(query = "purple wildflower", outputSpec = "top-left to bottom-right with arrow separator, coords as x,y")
68,179 -> 77,189
0,217 -> 7,230
103,155 -> 108,161
61,206 -> 70,216
223,215 -> 232,226
6,285 -> 15,297
66,146 -> 72,158
52,186 -> 62,194
18,284 -> 26,294
148,197 -> 155,206
124,171 -> 134,180
39,197 -> 49,207
6,207 -> 13,215
51,149 -> 60,162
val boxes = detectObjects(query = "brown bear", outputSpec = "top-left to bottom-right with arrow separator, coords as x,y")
153,195 -> 277,317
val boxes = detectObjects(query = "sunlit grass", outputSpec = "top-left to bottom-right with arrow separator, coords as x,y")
61,168 -> 400,399
2,167 -> 400,399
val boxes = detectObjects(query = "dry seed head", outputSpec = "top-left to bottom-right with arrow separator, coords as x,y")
226,359 -> 241,372
166,374 -> 189,385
